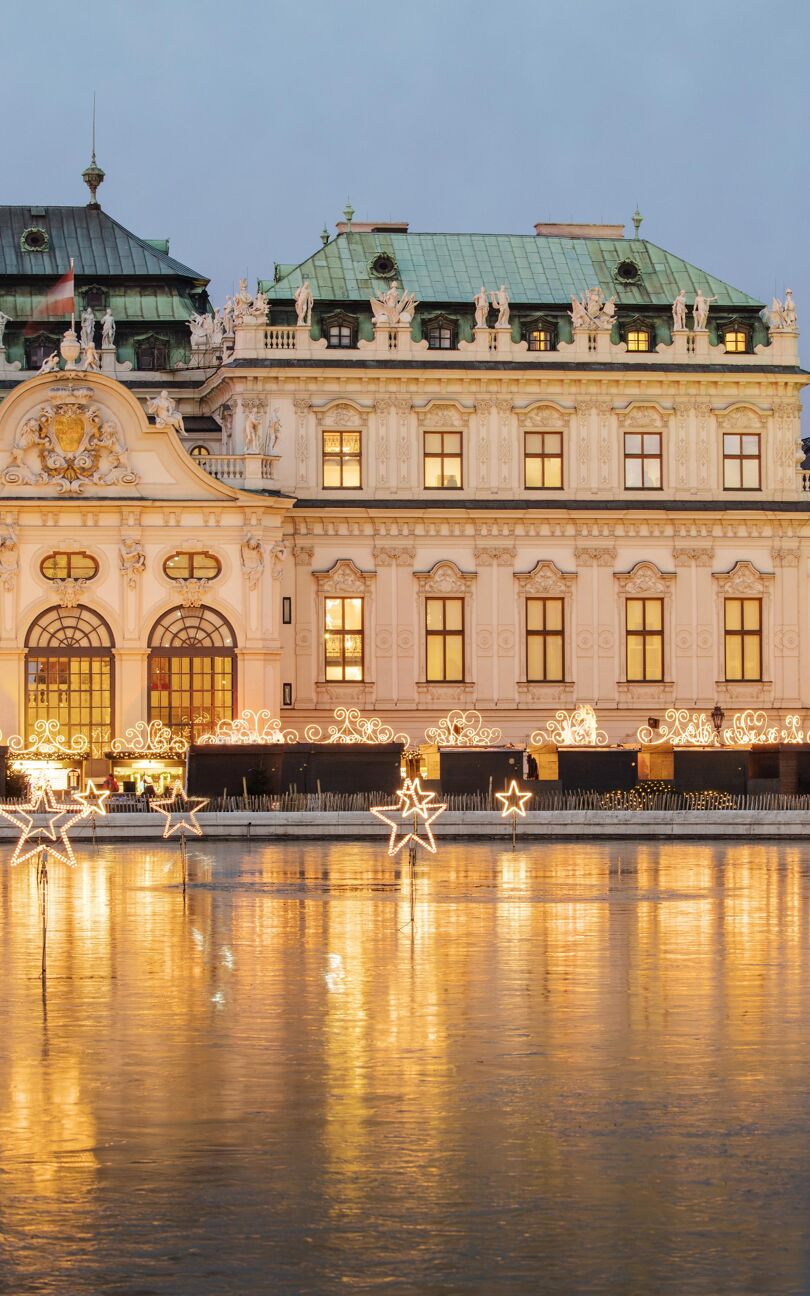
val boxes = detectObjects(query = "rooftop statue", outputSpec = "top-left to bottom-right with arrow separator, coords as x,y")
770,289 -> 797,331
82,341 -> 100,371
221,297 -> 235,335
39,352 -> 60,374
474,286 -> 489,328
188,312 -> 212,348
672,289 -> 687,331
80,306 -> 95,348
0,310 -> 12,347
570,286 -> 615,330
101,308 -> 115,348
370,280 -> 418,326
233,278 -> 253,325
491,285 -> 510,328
295,280 -> 313,327
692,290 -> 717,331
146,389 -> 185,436
249,290 -> 269,324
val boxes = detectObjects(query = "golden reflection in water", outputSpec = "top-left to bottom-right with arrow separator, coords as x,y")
0,839 -> 809,1293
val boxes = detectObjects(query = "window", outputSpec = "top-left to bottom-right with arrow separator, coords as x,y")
626,328 -> 652,352
323,313 -> 357,348
723,432 -> 761,490
426,597 -> 464,682
724,598 -> 761,681
25,605 -> 113,757
526,598 -> 564,681
527,327 -> 554,351
136,336 -> 169,370
724,328 -> 748,354
83,286 -> 106,310
624,431 -> 662,489
282,597 -> 292,624
626,598 -> 664,682
148,605 -> 235,742
322,429 -> 361,488
163,552 -> 222,581
40,551 -> 99,582
20,226 -> 49,253
425,317 -> 456,349
324,596 -> 364,681
369,252 -> 397,279
190,444 -> 210,458
615,259 -> 641,285
424,430 -> 462,489
524,431 -> 563,489
25,334 -> 59,370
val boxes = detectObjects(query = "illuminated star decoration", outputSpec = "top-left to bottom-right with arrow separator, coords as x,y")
495,779 -> 532,818
151,781 -> 209,838
75,778 -> 111,819
370,777 -> 447,856
0,779 -> 89,868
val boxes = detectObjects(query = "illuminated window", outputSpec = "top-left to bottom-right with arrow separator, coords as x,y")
626,328 -> 652,352
324,597 -> 364,681
148,606 -> 235,741
425,318 -> 456,349
723,432 -> 761,489
25,605 -> 113,757
424,430 -> 462,489
426,597 -> 464,682
524,430 -> 563,489
624,431 -> 662,489
724,598 -> 761,681
527,327 -> 554,351
163,552 -> 222,581
322,430 -> 361,488
724,329 -> 748,353
40,551 -> 99,581
626,598 -> 664,682
526,598 -> 564,681
190,444 -> 210,458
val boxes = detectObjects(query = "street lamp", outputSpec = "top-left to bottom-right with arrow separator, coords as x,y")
711,703 -> 725,741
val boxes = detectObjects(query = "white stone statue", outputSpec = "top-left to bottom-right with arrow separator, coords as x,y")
474,286 -> 489,328
370,280 -> 418,326
585,286 -> 604,320
266,407 -> 282,452
82,341 -> 100,371
222,297 -> 235,335
295,280 -> 313,327
569,294 -> 590,328
146,390 -> 185,436
784,289 -> 797,328
491,285 -> 510,327
101,308 -> 115,347
268,539 -> 287,579
244,402 -> 264,453
249,290 -> 269,323
0,527 -> 18,591
0,310 -> 12,347
672,289 -> 687,331
570,287 -> 615,330
771,289 -> 797,331
119,536 -> 146,589
80,306 -> 95,348
39,351 -> 60,373
241,533 -> 264,590
210,309 -> 225,347
188,312 -> 212,347
692,291 -> 717,331
233,278 -> 253,325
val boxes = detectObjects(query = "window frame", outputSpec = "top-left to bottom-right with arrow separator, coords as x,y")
723,596 -> 762,681
525,597 -> 565,682
625,596 -> 664,682
425,596 -> 465,682
624,430 -> 663,490
722,431 -> 761,491
625,327 -> 652,353
322,428 -> 362,489
24,604 -> 114,757
323,595 -> 365,682
135,334 -> 170,371
723,326 -> 750,354
423,429 -> 463,490
40,551 -> 99,582
322,311 -> 358,349
25,332 -> 61,370
147,605 -> 236,741
524,429 -> 563,490
423,314 -> 457,350
163,551 -> 222,581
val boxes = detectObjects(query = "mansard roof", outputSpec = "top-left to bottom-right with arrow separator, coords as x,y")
263,231 -> 763,310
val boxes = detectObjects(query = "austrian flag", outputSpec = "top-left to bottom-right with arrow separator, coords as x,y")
26,258 -> 75,332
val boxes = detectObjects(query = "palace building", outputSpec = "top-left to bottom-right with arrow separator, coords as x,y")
0,170 -> 807,778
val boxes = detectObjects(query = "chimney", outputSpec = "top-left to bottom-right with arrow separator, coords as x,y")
534,222 -> 625,239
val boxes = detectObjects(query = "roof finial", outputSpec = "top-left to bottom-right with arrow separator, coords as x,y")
632,206 -> 643,240
320,223 -> 330,247
342,198 -> 354,233
82,92 -> 105,208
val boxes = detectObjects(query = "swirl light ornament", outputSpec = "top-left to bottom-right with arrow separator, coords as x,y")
530,705 -> 608,748
197,709 -> 299,745
7,718 -> 89,758
304,707 -> 409,745
721,710 -> 805,746
424,710 -> 503,747
109,721 -> 189,757
636,709 -> 717,747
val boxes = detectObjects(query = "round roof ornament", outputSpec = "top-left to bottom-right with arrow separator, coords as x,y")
615,258 -> 641,285
20,226 -> 49,253
369,252 -> 398,280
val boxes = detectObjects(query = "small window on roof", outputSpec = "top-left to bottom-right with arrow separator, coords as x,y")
83,285 -> 107,310
615,259 -> 641,284
724,328 -> 749,354
20,226 -> 49,254
369,252 -> 397,279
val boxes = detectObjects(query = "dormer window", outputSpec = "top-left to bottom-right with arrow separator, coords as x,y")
20,226 -> 49,253
136,335 -> 170,370
83,285 -> 107,310
424,315 -> 456,349
323,312 -> 357,348
723,327 -> 749,354
25,333 -> 59,370
626,327 -> 652,353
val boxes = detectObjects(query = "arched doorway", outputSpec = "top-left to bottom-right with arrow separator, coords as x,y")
148,605 -> 236,741
25,605 -> 114,757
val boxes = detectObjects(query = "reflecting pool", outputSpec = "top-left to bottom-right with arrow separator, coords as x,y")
1,840 -> 810,1295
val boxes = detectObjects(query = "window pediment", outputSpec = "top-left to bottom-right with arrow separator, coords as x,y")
314,558 -> 373,595
314,401 -> 368,428
416,401 -> 469,430
713,560 -> 771,596
615,561 -> 673,597
716,404 -> 766,430
520,402 -> 570,429
617,403 -> 666,430
415,560 -> 475,595
515,560 -> 575,596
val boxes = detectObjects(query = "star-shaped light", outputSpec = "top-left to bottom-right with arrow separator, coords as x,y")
495,779 -> 532,818
370,777 -> 447,855
0,780 -> 88,868
75,778 -> 111,818
151,781 -> 209,838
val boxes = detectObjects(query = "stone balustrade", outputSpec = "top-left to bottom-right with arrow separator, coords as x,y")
197,453 -> 279,490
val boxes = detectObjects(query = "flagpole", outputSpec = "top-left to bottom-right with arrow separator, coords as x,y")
70,257 -> 75,333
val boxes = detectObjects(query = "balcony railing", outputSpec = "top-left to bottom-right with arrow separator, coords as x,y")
196,454 -> 278,489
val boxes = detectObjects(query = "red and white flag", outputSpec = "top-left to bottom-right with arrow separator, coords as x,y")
26,258 -> 75,333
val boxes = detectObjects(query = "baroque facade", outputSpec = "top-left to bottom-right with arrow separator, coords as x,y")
0,183 -> 807,765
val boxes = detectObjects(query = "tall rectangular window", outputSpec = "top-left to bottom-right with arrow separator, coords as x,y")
526,598 -> 564,681
624,432 -> 662,489
322,430 -> 361,488
426,597 -> 464,681
424,431 -> 462,489
626,598 -> 664,681
724,598 -> 761,680
723,433 -> 761,489
524,431 -> 563,489
324,597 -> 364,681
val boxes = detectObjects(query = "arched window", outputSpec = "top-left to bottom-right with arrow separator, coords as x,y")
25,605 -> 114,757
135,335 -> 170,370
148,605 -> 235,741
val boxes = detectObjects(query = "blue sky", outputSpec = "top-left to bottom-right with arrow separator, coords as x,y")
3,0 -> 807,321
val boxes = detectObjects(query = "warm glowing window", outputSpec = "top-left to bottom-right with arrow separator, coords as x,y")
190,444 -> 210,458
40,551 -> 99,581
322,430 -> 361,488
163,552 -> 222,581
724,598 -> 761,681
624,432 -> 662,489
526,598 -> 564,681
524,431 -> 563,489
626,598 -> 664,682
25,605 -> 113,757
324,597 -> 364,681
148,606 -> 235,741
426,597 -> 464,682
626,328 -> 652,352
527,328 -> 554,351
723,433 -> 761,490
724,329 -> 748,353
424,431 -> 462,489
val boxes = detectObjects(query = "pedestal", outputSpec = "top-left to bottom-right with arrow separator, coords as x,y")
0,346 -> 20,374
100,345 -> 116,374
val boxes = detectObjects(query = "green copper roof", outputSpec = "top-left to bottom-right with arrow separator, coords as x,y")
0,282 -> 199,324
262,232 -> 762,309
0,206 -> 206,282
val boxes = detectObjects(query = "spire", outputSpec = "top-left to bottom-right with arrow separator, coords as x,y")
342,199 -> 354,233
632,206 -> 643,240
320,224 -> 330,246
82,93 -> 105,208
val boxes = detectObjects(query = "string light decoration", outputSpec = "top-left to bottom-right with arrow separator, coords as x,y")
424,709 -> 503,747
109,721 -> 189,757
6,718 -> 89,758
721,710 -> 805,746
75,778 -> 111,818
370,778 -> 447,856
495,778 -> 532,848
197,709 -> 299,745
638,709 -> 808,748
305,707 -> 409,745
0,778 -> 89,868
151,781 -> 209,839
530,705 -> 608,748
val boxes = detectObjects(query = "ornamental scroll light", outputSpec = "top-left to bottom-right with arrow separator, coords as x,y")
197,710 -> 300,745
530,705 -> 608,748
637,709 -> 807,748
636,710 -> 717,748
109,721 -> 190,758
7,719 -> 90,759
305,707 -> 410,745
424,710 -> 503,747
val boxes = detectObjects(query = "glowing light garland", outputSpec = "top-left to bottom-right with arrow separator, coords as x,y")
530,705 -> 608,748
109,721 -> 189,758
722,710 -> 805,746
197,709 -> 299,745
151,781 -> 209,838
424,709 -> 503,747
305,707 -> 409,745
638,709 -> 808,748
495,779 -> 532,818
370,778 -> 447,855
75,778 -> 110,818
6,718 -> 89,758
637,709 -> 717,747
0,778 -> 89,868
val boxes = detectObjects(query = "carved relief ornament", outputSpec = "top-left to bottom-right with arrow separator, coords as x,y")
616,403 -> 666,430
414,559 -> 475,595
715,404 -> 766,430
713,560 -> 771,596
515,560 -> 575,596
3,394 -> 138,495
615,561 -> 673,597
314,558 -> 374,595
